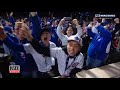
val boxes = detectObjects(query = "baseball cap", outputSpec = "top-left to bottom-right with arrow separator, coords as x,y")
68,35 -> 83,46
39,28 -> 50,36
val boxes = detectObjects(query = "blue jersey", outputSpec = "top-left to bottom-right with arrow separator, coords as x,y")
87,25 -> 112,60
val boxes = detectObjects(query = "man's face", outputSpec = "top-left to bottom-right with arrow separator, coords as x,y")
52,21 -> 55,26
14,22 -> 26,40
106,24 -> 111,30
54,20 -> 58,25
41,31 -> 51,43
67,41 -> 80,56
66,27 -> 73,36
15,28 -> 25,40
93,17 -> 98,21
14,22 -> 22,32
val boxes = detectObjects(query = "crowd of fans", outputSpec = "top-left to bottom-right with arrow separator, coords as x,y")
0,12 -> 120,78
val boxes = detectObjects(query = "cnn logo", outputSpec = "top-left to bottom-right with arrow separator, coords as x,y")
9,65 -> 20,73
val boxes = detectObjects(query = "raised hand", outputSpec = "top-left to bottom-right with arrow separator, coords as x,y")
10,12 -> 13,16
15,22 -> 23,30
72,19 -> 79,27
20,29 -> 33,42
114,18 -> 119,23
102,18 -> 106,23
0,26 -> 4,35
94,21 -> 100,27
87,22 -> 94,28
0,26 -> 7,40
58,18 -> 65,26
30,12 -> 37,17
21,23 -> 29,31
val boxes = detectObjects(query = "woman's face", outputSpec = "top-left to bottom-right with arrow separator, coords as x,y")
66,26 -> 73,37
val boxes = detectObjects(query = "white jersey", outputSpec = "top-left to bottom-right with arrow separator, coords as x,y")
57,25 -> 83,46
50,47 -> 84,76
91,26 -> 98,34
23,41 -> 56,72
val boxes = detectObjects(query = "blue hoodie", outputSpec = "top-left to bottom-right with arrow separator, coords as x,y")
30,14 -> 41,41
87,25 -> 112,60
2,36 -> 37,72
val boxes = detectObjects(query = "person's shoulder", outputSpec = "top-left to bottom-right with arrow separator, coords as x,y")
23,43 -> 30,47
49,41 -> 56,46
79,52 -> 84,58
49,41 -> 55,44
65,35 -> 69,38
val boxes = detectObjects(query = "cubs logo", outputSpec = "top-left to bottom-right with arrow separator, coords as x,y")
71,62 -> 79,68
75,37 -> 79,41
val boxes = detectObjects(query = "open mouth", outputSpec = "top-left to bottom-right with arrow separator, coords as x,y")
44,37 -> 47,41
